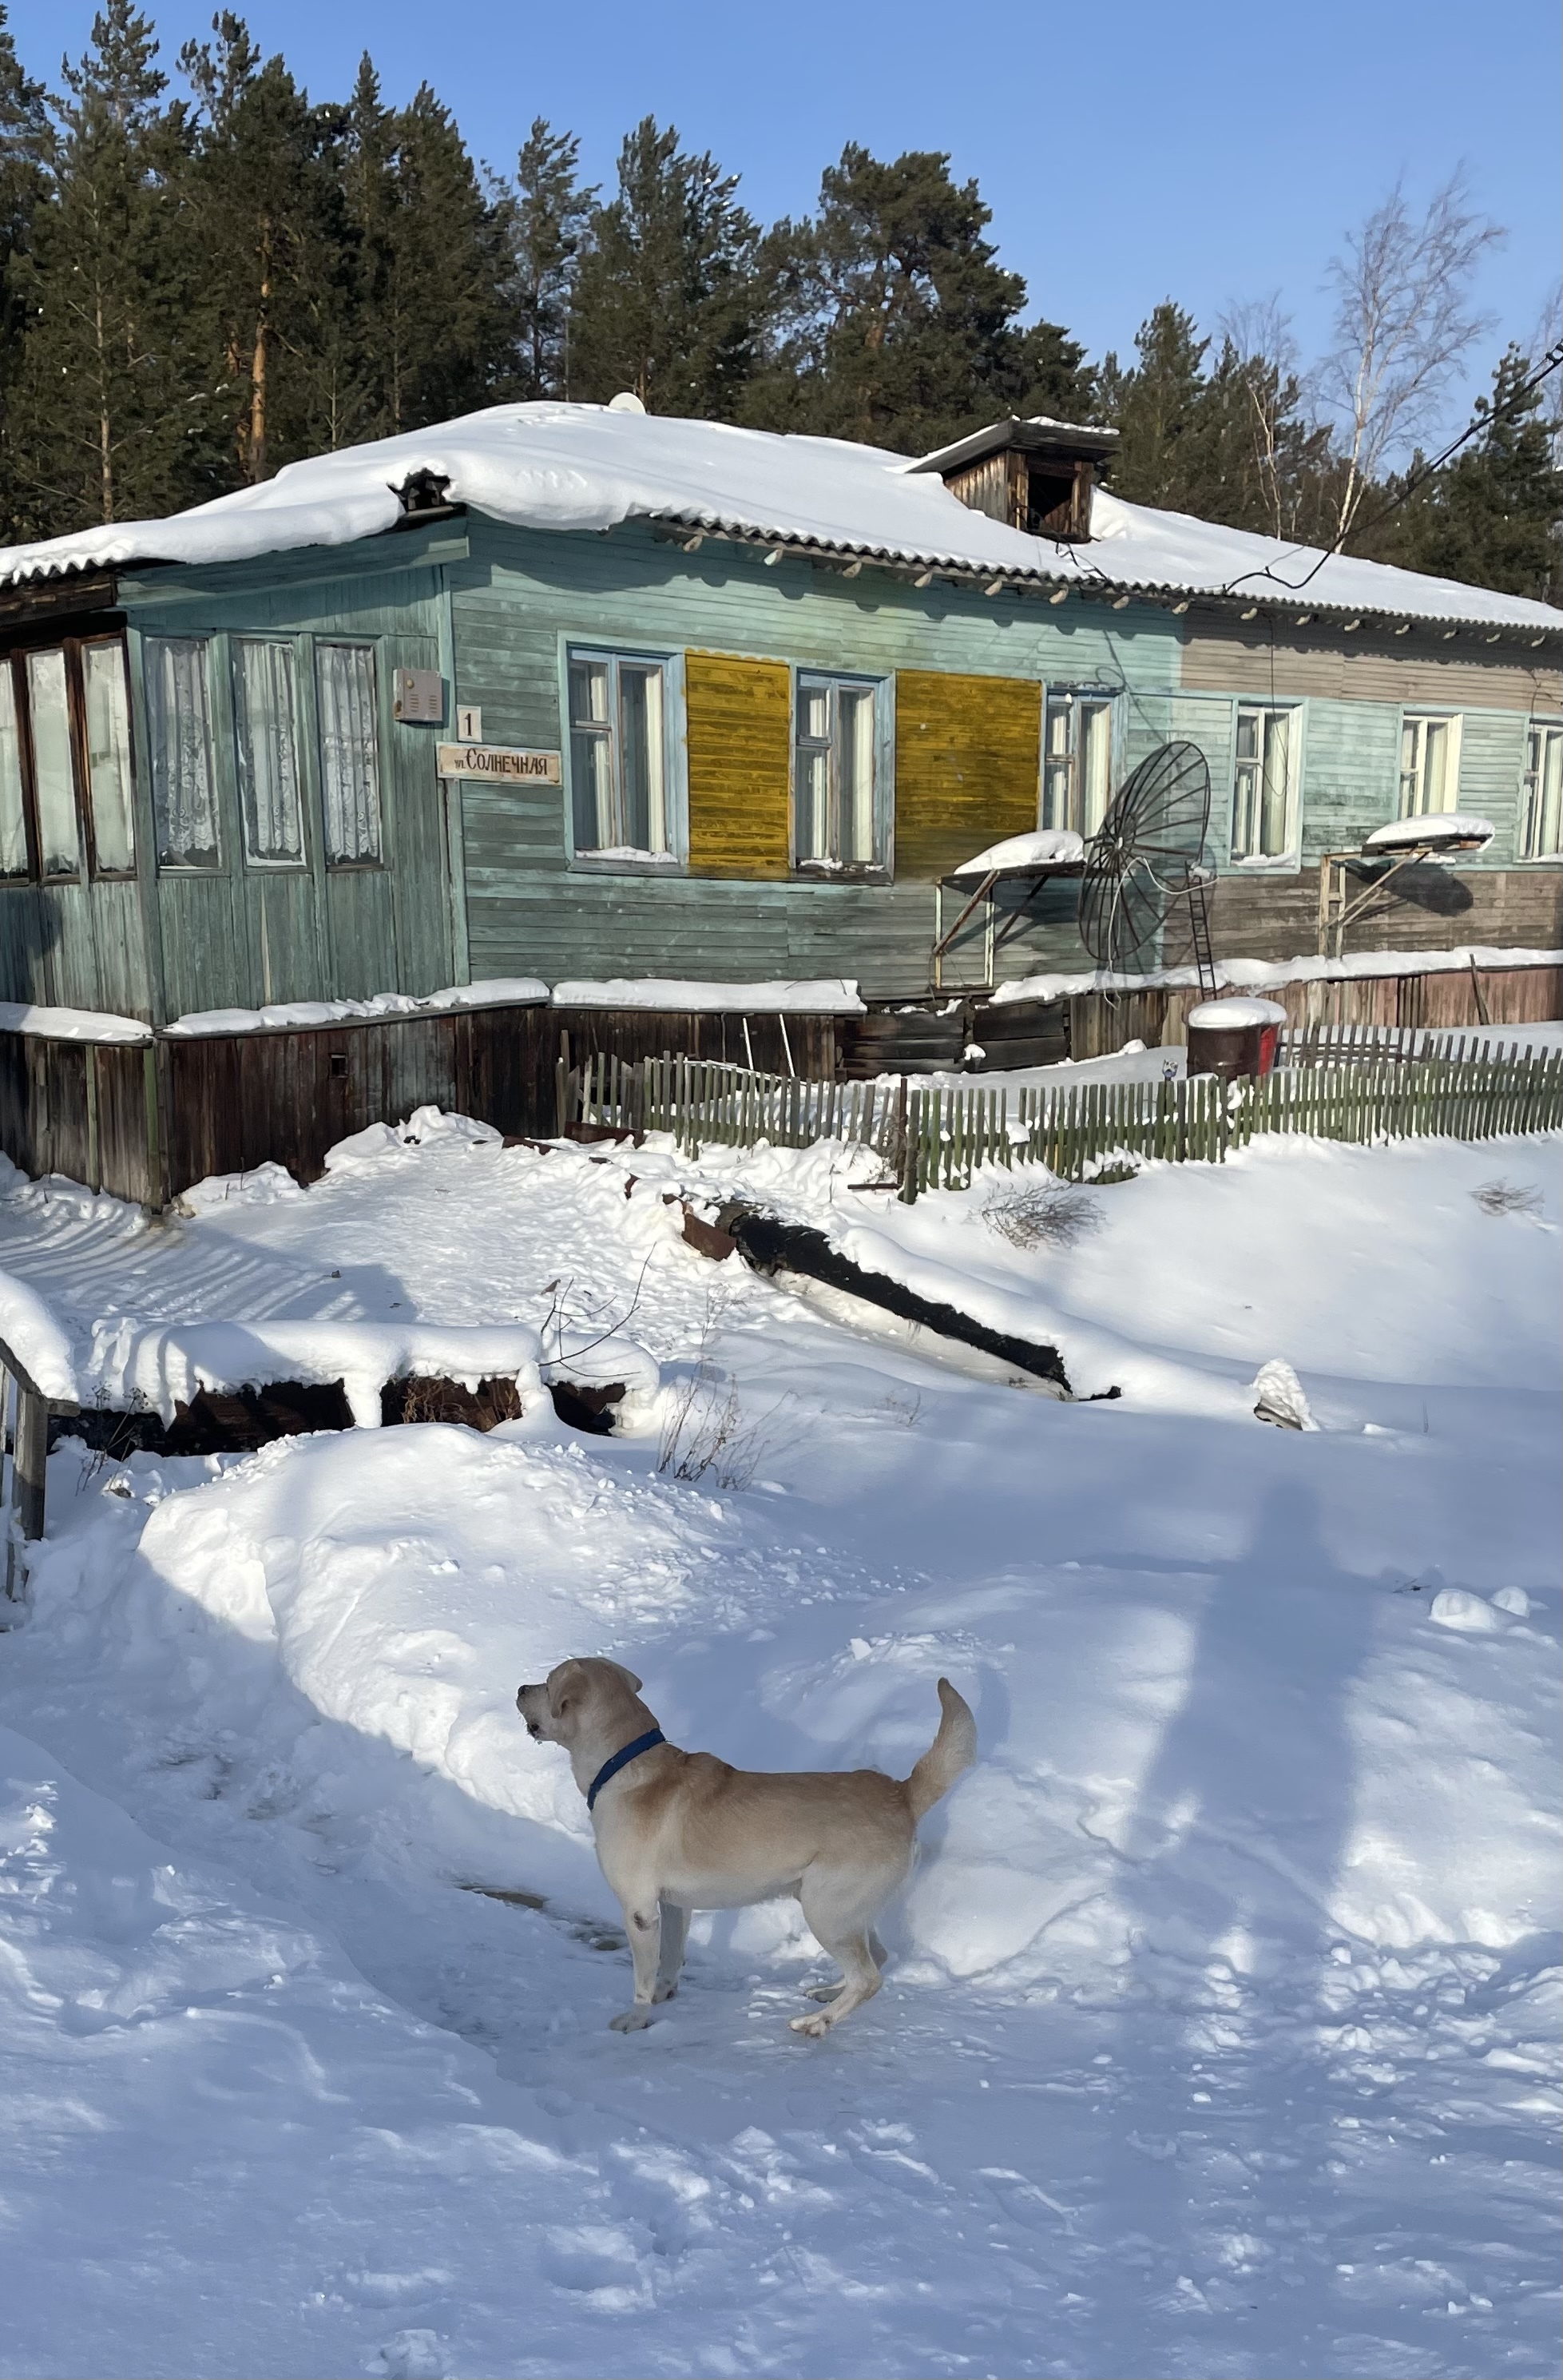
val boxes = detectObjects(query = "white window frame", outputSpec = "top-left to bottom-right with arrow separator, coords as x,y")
232,636 -> 307,868
791,669 -> 891,877
1398,711 -> 1463,819
1041,689 -> 1115,836
1520,719 -> 1563,860
145,634 -> 221,871
564,643 -> 684,870
315,641 -> 383,868
1229,701 -> 1303,865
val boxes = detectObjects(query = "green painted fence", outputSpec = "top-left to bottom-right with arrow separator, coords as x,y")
565,1043 -> 1563,1203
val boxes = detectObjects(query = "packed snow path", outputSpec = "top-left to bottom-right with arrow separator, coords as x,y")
1,1125 -> 1558,2378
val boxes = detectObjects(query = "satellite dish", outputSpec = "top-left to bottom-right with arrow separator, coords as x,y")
1079,741 -> 1215,986
607,390 -> 647,414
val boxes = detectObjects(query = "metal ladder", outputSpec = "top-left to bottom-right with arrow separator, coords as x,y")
1185,867 -> 1217,998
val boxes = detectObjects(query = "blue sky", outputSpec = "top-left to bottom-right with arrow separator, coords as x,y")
10,0 -> 1558,445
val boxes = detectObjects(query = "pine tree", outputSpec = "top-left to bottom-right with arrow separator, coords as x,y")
6,0 -> 202,534
1097,302 -> 1216,513
339,63 -> 517,443
568,117 -> 760,415
752,145 -> 1053,452
0,4 -> 47,530
510,117 -> 592,400
178,14 -> 347,482
1390,346 -> 1563,599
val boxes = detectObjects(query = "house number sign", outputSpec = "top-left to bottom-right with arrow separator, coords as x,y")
437,743 -> 563,785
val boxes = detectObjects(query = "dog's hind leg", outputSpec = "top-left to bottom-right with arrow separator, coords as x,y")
790,1864 -> 902,2036
653,1899 -> 688,2003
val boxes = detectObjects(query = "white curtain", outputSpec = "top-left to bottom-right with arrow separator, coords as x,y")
26,649 -> 80,876
1080,701 -> 1113,835
0,666 -> 27,877
81,642 -> 136,874
316,643 -> 382,863
235,639 -> 303,862
839,685 -> 876,862
146,636 -> 218,865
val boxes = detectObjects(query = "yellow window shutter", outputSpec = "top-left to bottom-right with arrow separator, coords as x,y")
685,651 -> 792,879
894,670 -> 1041,880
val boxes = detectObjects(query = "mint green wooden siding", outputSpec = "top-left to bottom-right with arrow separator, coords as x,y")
111,531 -> 458,1019
450,518 -> 1176,992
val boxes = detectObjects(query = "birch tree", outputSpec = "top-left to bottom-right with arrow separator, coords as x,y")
1319,172 -> 1502,546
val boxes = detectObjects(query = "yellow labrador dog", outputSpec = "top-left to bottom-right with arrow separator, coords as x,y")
516,1658 -> 976,2036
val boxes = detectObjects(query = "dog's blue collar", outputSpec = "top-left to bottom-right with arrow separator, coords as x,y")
586,1727 -> 666,1814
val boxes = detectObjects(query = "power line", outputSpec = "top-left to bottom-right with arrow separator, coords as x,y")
1219,340 -> 1563,602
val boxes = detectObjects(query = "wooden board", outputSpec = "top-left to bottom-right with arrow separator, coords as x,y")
893,670 -> 1041,881
684,651 -> 792,880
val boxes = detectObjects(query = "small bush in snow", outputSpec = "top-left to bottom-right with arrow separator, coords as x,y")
983,1178 -> 1105,1250
1472,1178 -> 1542,1218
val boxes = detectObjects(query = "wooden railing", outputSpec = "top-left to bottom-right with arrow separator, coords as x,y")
563,1043 -> 1563,1203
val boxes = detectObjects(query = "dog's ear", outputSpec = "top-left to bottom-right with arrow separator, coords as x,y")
546,1659 -> 588,1722
598,1659 -> 643,1695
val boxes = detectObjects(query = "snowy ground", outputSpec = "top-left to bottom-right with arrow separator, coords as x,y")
1,1120 -> 1559,2379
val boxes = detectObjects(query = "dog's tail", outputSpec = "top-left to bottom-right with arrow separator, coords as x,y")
904,1678 -> 978,1822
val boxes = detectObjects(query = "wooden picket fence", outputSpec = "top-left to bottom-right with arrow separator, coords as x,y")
562,1043 -> 1563,1203
1279,1022 -> 1549,1068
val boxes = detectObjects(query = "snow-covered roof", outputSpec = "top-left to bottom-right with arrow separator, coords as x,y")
2,402 -> 1561,636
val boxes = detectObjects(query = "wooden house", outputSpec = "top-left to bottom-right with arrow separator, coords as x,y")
0,400 -> 1559,1196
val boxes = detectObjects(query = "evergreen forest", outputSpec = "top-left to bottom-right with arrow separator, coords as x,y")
1,2 -> 1557,598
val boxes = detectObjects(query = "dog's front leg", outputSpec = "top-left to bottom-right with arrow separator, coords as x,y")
653,1899 -> 688,2003
608,1898 -> 662,2032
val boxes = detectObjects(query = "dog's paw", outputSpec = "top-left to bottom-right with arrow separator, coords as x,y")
788,2012 -> 832,2039
609,2005 -> 654,2032
651,1981 -> 679,2004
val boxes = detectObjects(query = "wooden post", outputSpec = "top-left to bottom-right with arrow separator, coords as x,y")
14,1387 -> 46,1548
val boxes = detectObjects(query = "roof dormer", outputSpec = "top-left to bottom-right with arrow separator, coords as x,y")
910,415 -> 1118,543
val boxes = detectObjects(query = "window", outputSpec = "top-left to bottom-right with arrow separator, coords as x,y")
1231,704 -> 1298,860
0,635 -> 138,882
1399,713 -> 1462,817
794,674 -> 883,872
80,641 -> 135,874
146,635 -> 220,868
1521,721 -> 1562,859
26,650 -> 81,878
0,666 -> 30,880
233,638 -> 304,865
568,649 -> 672,860
315,642 -> 382,864
1041,692 -> 1113,835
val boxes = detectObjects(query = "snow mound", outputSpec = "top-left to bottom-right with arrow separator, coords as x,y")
1188,996 -> 1288,1029
1363,814 -> 1495,853
550,976 -> 865,1013
952,828 -> 1085,876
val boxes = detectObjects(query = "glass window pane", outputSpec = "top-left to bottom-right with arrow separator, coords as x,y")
315,644 -> 381,864
571,725 -> 615,848
796,751 -> 830,859
799,683 -> 831,745
1260,711 -> 1290,854
1045,701 -> 1069,761
1041,760 -> 1072,832
1423,719 -> 1447,813
1232,763 -> 1257,860
81,642 -> 136,873
839,687 -> 875,862
146,636 -> 219,867
234,639 -> 303,864
1081,702 -> 1112,835
618,664 -> 667,853
26,650 -> 79,876
1540,727 -> 1563,856
1235,711 -> 1259,761
569,658 -> 610,729
0,666 -> 28,878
